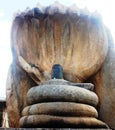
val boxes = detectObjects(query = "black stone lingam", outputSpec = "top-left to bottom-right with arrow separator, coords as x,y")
51,64 -> 63,79
19,64 -> 108,128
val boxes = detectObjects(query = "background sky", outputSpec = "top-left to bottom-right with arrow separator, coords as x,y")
0,0 -> 115,99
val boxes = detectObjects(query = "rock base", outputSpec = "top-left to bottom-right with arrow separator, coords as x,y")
20,115 -> 108,128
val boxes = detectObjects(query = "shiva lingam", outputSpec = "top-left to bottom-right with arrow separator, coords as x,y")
19,64 -> 108,128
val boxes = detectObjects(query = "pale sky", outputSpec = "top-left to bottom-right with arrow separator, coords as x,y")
0,0 -> 115,99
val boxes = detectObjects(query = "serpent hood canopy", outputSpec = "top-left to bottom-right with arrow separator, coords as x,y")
11,2 -> 108,83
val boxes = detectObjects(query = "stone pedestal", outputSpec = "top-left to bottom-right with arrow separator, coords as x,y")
20,79 -> 108,128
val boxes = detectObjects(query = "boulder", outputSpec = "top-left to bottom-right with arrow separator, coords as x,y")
19,115 -> 108,128
22,102 -> 98,118
27,84 -> 98,106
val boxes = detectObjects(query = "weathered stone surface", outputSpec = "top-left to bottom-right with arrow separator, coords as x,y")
41,79 -> 94,91
89,45 -> 115,129
6,4 -> 113,128
22,102 -> 98,118
6,63 -> 36,127
27,85 -> 98,106
11,7 -> 108,83
19,115 -> 108,128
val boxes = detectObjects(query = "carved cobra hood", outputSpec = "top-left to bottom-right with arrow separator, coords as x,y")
11,3 -> 108,83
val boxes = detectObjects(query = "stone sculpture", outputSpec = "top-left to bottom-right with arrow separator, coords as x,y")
6,2 -> 115,129
19,78 -> 107,128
